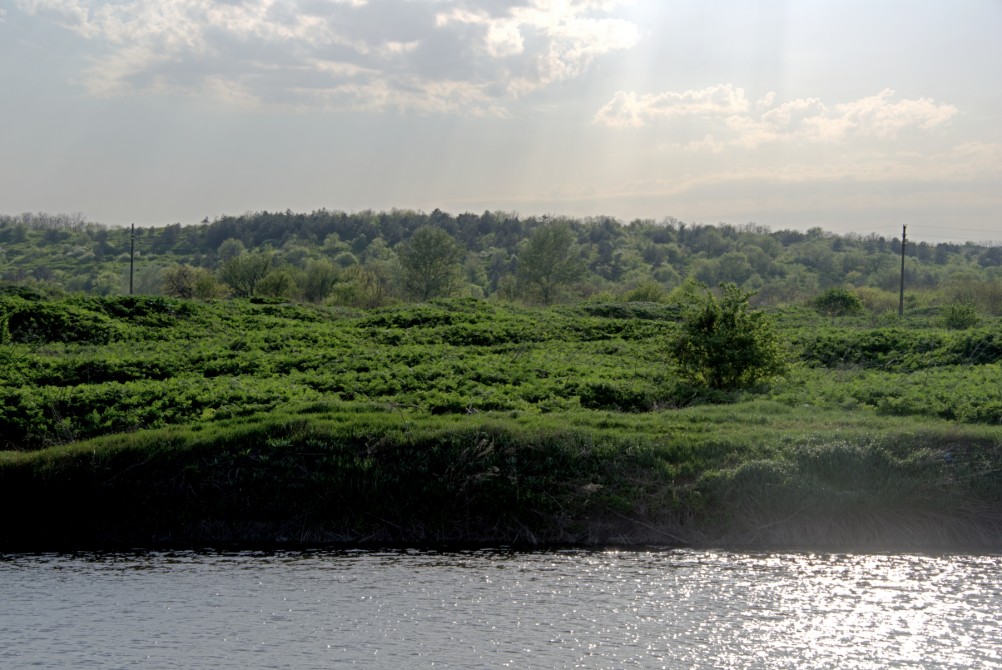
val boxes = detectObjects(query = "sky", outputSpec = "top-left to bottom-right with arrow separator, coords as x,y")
2,0 -> 1001,242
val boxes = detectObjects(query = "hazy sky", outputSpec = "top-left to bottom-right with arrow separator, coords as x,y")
2,0 -> 1000,242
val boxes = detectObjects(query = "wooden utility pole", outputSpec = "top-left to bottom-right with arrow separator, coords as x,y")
898,224 -> 907,317
129,223 -> 135,295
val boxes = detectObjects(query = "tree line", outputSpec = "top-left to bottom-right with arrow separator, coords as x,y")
2,209 -> 1002,312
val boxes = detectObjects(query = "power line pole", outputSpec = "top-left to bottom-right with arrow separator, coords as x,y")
898,224 -> 907,317
130,223 -> 135,295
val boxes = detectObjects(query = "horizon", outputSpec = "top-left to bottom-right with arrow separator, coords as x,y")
4,206 -> 998,248
2,1 -> 1000,245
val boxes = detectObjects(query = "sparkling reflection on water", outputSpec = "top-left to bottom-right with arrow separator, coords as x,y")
1,549 -> 1000,668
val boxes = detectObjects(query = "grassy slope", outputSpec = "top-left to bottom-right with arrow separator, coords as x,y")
2,296 -> 1001,550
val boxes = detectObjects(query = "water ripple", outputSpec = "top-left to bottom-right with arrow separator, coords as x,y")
1,549 -> 1000,668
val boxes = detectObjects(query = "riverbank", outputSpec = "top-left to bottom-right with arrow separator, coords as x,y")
3,296 -> 1002,551
4,401 -> 1001,552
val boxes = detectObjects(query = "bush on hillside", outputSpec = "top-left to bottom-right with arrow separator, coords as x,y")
811,287 -> 865,318
667,283 -> 785,391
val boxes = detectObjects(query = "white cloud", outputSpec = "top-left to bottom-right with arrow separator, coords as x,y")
594,84 -> 749,128
15,0 -> 638,113
485,20 -> 524,58
596,85 -> 958,149
438,0 -> 638,95
835,89 -> 958,138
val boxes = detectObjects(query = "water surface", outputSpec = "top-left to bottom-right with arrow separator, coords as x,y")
2,549 -> 999,668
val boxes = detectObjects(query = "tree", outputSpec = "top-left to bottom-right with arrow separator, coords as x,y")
302,259 -> 339,302
218,252 -> 272,298
516,223 -> 585,304
257,267 -> 300,299
162,264 -> 200,299
668,283 -> 785,391
217,237 -> 246,262
329,265 -> 386,308
397,226 -> 464,301
163,264 -> 226,299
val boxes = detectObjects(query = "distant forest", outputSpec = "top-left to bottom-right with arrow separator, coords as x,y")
2,209 -> 1001,313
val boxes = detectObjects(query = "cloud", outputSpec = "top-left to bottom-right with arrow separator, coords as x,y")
835,89 -> 959,138
15,0 -> 638,113
594,84 -> 750,128
595,85 -> 958,147
436,0 -> 638,95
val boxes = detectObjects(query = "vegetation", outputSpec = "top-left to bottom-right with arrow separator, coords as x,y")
7,208 -> 1002,315
1,286 -> 1001,550
2,209 -> 1002,550
811,287 -> 865,318
515,222 -> 586,304
668,283 -> 785,391
397,225 -> 464,300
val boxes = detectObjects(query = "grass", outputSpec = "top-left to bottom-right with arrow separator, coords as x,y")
2,295 -> 1002,550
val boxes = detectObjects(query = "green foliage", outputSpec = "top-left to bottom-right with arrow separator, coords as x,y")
162,263 -> 224,299
811,287 -> 864,317
328,265 -> 386,308
516,223 -> 586,304
623,280 -> 667,303
3,278 -> 1002,546
941,302 -> 980,330
397,226 -> 464,301
257,267 -> 301,299
941,276 -> 1002,316
667,283 -> 785,391
6,210 -> 1002,316
798,326 -> 1002,370
302,259 -> 338,302
218,251 -> 273,298
0,297 -> 120,344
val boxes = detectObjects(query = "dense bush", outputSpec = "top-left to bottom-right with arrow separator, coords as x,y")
941,302 -> 980,330
667,284 -> 785,391
1,298 -> 120,344
799,327 -> 1002,370
3,293 -> 1002,454
811,287 -> 865,318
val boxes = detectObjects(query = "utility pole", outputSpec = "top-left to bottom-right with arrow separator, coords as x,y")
129,223 -> 135,295
898,224 -> 907,317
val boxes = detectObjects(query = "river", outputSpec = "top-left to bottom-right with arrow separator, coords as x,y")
2,549 -> 1000,668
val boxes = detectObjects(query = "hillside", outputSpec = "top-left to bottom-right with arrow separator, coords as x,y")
2,293 -> 1001,550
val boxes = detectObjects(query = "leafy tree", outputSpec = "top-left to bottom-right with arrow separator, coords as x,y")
217,237 -> 246,262
811,287 -> 864,318
162,264 -> 200,299
516,223 -> 585,304
218,252 -> 272,298
91,269 -> 122,296
668,283 -> 785,391
257,267 -> 301,299
397,226 -> 464,301
163,264 -> 226,299
329,265 -> 386,308
302,259 -> 339,302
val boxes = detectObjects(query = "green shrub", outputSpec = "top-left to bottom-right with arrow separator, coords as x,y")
667,283 -> 785,391
1,299 -> 119,344
811,287 -> 864,318
623,281 -> 667,303
576,381 -> 656,412
941,302 -> 980,330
